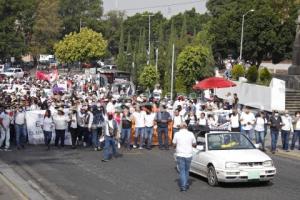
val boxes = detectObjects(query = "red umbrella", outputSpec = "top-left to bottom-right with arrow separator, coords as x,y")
193,77 -> 236,90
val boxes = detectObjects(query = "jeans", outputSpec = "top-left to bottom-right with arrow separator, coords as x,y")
134,127 -> 144,147
0,127 -> 10,149
121,128 -> 131,148
92,128 -> 101,148
83,127 -> 92,146
55,129 -> 65,147
158,127 -> 169,149
69,127 -> 78,147
43,131 -> 52,147
176,156 -> 192,190
15,124 -> 26,148
144,127 -> 153,149
271,130 -> 279,152
281,130 -> 290,150
291,130 -> 300,150
103,135 -> 117,160
242,129 -> 254,141
255,131 -> 265,149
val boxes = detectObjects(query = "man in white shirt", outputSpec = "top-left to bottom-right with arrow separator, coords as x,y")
144,108 -> 155,150
281,110 -> 293,151
240,107 -> 255,141
132,106 -> 145,149
173,122 -> 196,192
14,106 -> 26,150
0,108 -> 13,150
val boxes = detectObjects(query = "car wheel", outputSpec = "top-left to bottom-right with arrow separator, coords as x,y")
207,165 -> 219,186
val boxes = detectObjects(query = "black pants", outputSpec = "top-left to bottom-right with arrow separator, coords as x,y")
55,129 -> 65,147
69,127 -> 78,147
78,126 -> 85,142
83,127 -> 91,146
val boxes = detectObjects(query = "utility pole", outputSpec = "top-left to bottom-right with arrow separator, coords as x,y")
170,44 -> 175,101
143,14 -> 154,65
155,48 -> 158,72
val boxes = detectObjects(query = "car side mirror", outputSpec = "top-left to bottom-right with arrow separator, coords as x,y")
254,144 -> 260,149
196,145 -> 204,151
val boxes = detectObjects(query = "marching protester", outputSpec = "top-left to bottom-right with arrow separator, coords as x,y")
240,107 -> 255,141
102,112 -> 120,162
0,107 -> 13,151
120,108 -> 132,149
155,104 -> 172,150
254,111 -> 266,151
144,106 -> 155,150
173,122 -> 196,192
53,108 -> 69,148
42,109 -> 54,150
281,110 -> 293,152
172,109 -> 183,138
269,111 -> 282,154
69,107 -> 79,149
91,104 -> 104,151
14,106 -> 26,150
229,109 -> 240,132
291,111 -> 300,150
132,106 -> 145,149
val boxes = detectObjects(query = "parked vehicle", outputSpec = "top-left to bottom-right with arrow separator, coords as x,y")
175,132 -> 276,186
0,68 -> 25,78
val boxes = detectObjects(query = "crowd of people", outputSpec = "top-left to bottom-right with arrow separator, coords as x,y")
0,73 -> 299,161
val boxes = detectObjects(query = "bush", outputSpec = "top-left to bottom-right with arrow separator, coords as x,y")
258,67 -> 272,85
246,65 -> 258,83
231,64 -> 245,80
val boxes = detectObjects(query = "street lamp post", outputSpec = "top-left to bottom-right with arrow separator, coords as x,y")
239,9 -> 254,61
143,14 -> 154,65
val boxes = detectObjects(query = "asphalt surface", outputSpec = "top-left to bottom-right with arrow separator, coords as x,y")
0,145 -> 299,200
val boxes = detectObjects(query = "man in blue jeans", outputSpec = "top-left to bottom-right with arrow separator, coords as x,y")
173,122 -> 196,192
269,111 -> 282,154
155,104 -> 171,150
14,107 -> 26,150
102,113 -> 121,162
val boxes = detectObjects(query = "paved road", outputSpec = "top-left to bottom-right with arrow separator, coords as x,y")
0,146 -> 299,200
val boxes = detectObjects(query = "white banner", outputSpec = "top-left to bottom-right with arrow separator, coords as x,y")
26,110 -> 72,145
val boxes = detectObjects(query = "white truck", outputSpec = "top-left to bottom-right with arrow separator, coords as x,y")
0,68 -> 25,78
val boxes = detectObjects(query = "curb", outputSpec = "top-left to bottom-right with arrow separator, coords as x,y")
266,149 -> 300,160
0,159 -> 50,200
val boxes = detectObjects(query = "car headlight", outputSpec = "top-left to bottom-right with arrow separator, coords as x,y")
263,160 -> 273,167
225,162 -> 240,169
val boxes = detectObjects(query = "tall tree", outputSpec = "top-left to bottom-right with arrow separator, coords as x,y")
59,0 -> 103,35
30,0 -> 62,62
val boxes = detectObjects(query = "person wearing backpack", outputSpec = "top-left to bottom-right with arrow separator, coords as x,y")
155,104 -> 172,150
91,104 -> 105,151
102,112 -> 120,162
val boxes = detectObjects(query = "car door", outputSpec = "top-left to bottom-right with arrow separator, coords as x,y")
191,136 -> 207,176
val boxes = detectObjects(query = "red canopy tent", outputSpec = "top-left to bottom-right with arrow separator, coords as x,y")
193,77 -> 236,90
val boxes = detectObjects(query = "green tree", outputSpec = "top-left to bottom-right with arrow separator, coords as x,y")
59,0 -> 103,35
54,28 -> 107,63
30,0 -> 62,62
177,45 -> 214,92
117,23 -> 126,70
258,67 -> 272,85
231,64 -> 245,80
138,65 -> 159,90
246,65 -> 258,83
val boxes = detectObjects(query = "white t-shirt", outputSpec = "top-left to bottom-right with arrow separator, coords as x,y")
145,113 -> 156,127
133,111 -> 145,128
281,115 -> 293,131
230,114 -> 240,128
199,118 -> 207,126
42,117 -> 54,132
254,117 -> 265,132
173,115 -> 183,128
240,112 -> 255,130
15,111 -> 25,125
295,117 -> 300,130
173,129 -> 196,158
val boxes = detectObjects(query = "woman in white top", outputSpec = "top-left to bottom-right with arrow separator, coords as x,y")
53,108 -> 69,148
42,110 -> 54,150
254,112 -> 267,151
230,110 -> 240,132
291,111 -> 300,150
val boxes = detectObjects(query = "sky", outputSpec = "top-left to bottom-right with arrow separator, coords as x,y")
102,0 -> 208,17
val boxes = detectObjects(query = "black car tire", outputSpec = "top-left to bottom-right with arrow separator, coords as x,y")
207,165 -> 219,186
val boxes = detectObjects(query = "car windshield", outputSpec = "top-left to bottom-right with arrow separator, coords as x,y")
207,133 -> 255,150
7,69 -> 14,72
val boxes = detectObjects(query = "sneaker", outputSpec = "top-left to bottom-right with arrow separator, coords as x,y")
94,148 -> 98,151
133,145 -> 137,149
138,147 -> 143,150
101,159 -> 109,162
83,142 -> 87,147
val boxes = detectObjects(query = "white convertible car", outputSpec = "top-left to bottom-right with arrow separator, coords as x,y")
177,132 -> 276,186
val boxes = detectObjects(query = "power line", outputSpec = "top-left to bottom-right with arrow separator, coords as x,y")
122,0 -> 204,11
